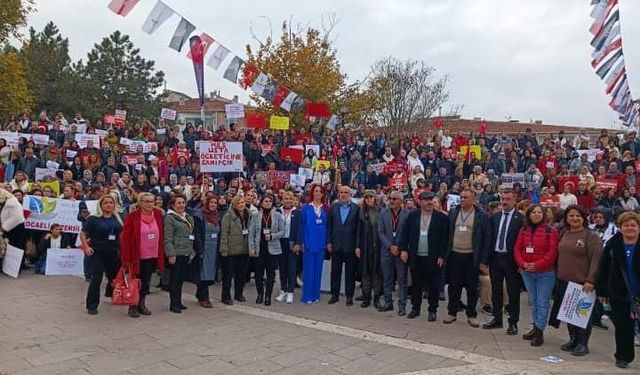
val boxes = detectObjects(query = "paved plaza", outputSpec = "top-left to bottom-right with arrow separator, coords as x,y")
0,273 -> 635,375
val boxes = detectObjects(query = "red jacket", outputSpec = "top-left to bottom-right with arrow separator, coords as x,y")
514,224 -> 559,273
120,208 -> 165,275
576,191 -> 596,209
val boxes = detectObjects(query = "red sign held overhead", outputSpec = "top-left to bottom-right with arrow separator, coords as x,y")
103,114 -> 116,124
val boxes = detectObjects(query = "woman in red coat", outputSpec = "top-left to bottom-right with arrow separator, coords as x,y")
575,181 -> 596,210
514,204 -> 559,347
120,192 -> 165,318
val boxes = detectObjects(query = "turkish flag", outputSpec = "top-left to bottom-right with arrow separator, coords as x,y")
240,65 -> 260,89
108,0 -> 141,17
245,112 -> 267,129
187,33 -> 214,61
272,86 -> 290,108
305,102 -> 331,118
434,117 -> 443,129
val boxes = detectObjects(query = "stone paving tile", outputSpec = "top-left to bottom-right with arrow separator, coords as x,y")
127,361 -> 181,375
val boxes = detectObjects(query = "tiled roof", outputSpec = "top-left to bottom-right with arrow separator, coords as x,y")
415,118 -> 610,135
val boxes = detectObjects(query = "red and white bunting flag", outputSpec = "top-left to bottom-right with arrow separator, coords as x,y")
605,68 -> 625,95
590,0 -> 618,35
187,33 -> 214,61
604,59 -> 625,85
590,0 -> 607,19
591,37 -> 621,68
108,0 -> 141,17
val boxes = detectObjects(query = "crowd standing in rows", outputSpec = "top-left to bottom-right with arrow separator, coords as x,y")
1,110 -> 640,369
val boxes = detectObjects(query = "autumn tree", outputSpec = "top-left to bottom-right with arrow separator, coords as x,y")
0,0 -> 35,47
370,57 -> 449,134
0,51 -> 33,118
79,31 -> 165,122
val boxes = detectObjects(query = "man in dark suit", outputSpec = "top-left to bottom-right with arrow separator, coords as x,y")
327,185 -> 360,306
481,187 -> 524,335
399,191 -> 450,322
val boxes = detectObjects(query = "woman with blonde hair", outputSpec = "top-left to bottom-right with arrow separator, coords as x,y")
219,194 -> 250,305
80,194 -> 123,315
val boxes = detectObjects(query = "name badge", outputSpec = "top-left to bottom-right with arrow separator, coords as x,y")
459,226 -> 468,232
315,219 -> 322,225
392,231 -> 397,237
147,233 -> 155,240
263,229 -> 271,235
526,246 -> 534,254
242,229 -> 249,235
188,235 -> 195,240
211,233 -> 218,239
108,234 -> 116,240
420,229 -> 428,236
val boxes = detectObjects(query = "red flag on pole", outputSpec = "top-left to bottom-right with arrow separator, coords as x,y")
272,86 -> 290,108
280,147 -> 304,165
107,0 -> 141,17
433,117 -> 443,129
304,102 -> 331,118
479,119 -> 487,137
240,65 -> 259,89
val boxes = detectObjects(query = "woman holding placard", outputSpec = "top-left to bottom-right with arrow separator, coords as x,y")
120,192 -> 164,318
81,194 -> 123,315
549,205 -> 603,356
596,212 -> 640,369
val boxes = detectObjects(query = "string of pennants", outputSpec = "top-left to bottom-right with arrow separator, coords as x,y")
589,0 -> 638,127
107,0 -> 342,131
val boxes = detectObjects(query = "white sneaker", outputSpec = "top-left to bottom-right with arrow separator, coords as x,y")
275,291 -> 286,302
286,293 -> 294,304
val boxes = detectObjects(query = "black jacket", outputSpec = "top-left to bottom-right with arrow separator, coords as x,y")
399,209 -> 450,268
326,202 -> 360,254
596,232 -> 640,303
481,209 -> 525,264
446,205 -> 491,267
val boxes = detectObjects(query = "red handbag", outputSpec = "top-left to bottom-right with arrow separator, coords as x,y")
111,265 -> 141,306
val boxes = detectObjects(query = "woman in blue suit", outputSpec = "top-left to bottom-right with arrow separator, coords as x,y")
300,184 -> 328,303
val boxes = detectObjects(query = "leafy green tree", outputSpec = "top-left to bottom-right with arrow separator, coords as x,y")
80,31 -> 165,122
20,22 -> 75,114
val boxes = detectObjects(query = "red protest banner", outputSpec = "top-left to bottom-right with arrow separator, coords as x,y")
441,148 -> 458,159
388,176 -> 408,188
304,102 -> 331,118
596,178 -> 619,193
280,147 -> 304,165
245,112 -> 267,129
103,114 -> 116,124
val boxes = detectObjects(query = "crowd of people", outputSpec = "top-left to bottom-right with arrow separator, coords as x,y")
2,109 -> 640,369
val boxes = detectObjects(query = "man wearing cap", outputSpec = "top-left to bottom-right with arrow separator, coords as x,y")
443,188 -> 490,327
378,190 -> 410,315
326,185 -> 360,306
399,191 -> 449,322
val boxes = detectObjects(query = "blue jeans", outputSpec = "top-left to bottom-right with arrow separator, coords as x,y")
521,270 -> 555,331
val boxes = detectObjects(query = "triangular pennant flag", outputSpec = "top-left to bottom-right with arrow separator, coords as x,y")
169,18 -> 196,52
240,65 -> 259,89
187,33 -> 214,61
222,56 -> 244,84
280,91 -> 299,112
260,79 -> 279,102
591,37 -> 622,68
604,59 -> 624,85
141,1 -> 174,34
250,72 -> 270,96
272,86 -> 290,108
206,44 -> 230,70
595,49 -> 623,79
108,0 -> 141,17
610,72 -> 627,98
326,114 -> 341,130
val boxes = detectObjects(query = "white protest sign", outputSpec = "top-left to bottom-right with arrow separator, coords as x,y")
298,167 -> 314,181
370,162 -> 387,175
35,168 -> 57,181
75,134 -> 101,149
305,145 -> 320,157
225,104 -> 245,119
23,196 -> 98,233
446,194 -> 460,211
2,245 -> 24,278
577,149 -> 603,162
46,161 -> 60,170
501,173 -> 526,188
160,108 -> 177,120
0,131 -> 24,147
32,134 -> 50,146
198,141 -> 243,172
290,174 -> 306,187
94,129 -> 107,139
66,150 -> 78,160
557,281 -> 596,329
45,248 -> 85,276
115,109 -> 127,120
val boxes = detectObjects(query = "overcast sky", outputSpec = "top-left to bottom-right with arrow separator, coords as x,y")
23,0 -> 640,128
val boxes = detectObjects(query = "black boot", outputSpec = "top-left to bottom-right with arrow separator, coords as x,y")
264,295 -> 271,306
522,326 -> 536,340
138,296 -> 151,316
361,295 -> 371,308
128,305 -> 140,318
482,316 -> 503,329
507,320 -> 518,335
373,295 -> 381,310
561,325 -> 577,352
256,293 -> 264,304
